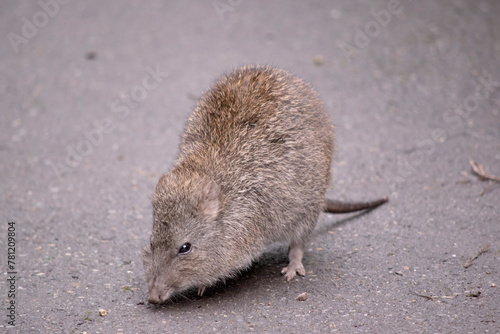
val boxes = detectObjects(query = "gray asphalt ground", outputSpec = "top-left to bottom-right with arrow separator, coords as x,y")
1,1 -> 499,333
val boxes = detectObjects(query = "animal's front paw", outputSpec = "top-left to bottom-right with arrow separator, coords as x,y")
281,262 -> 306,282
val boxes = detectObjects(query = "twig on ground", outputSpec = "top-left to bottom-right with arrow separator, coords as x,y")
469,160 -> 500,195
413,293 -> 433,301
463,244 -> 490,268
469,160 -> 500,182
479,182 -> 497,196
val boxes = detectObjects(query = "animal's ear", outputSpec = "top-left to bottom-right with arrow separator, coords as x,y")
199,180 -> 219,219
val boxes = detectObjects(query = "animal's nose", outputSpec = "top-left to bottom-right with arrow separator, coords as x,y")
148,289 -> 163,304
148,294 -> 161,304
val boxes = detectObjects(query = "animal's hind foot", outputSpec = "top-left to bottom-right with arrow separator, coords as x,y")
282,241 -> 306,281
281,262 -> 306,282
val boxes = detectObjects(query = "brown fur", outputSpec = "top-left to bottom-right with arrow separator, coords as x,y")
143,65 -> 387,303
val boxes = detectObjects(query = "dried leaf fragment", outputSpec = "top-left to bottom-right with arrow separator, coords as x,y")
466,291 -> 481,298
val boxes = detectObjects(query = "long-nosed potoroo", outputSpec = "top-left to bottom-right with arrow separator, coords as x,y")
142,66 -> 388,304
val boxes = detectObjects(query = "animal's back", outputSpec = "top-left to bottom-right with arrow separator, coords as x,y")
177,66 -> 334,246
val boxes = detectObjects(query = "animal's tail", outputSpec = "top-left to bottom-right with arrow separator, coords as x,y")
323,197 -> 388,214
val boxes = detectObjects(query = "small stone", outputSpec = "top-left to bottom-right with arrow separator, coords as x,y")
99,309 -> 107,317
312,55 -> 324,66
86,51 -> 97,60
296,292 -> 308,301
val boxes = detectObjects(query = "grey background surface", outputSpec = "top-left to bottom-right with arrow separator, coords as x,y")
1,1 -> 499,333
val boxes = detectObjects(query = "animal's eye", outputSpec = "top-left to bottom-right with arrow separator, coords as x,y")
178,243 -> 192,255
